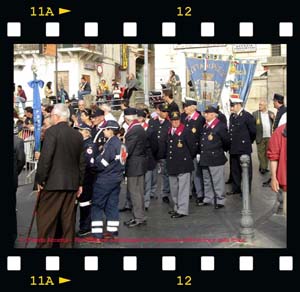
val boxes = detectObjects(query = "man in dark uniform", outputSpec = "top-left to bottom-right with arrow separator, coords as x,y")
227,96 -> 256,196
273,93 -> 287,130
75,123 -> 94,237
181,98 -> 205,205
91,108 -> 107,155
124,108 -> 148,227
166,111 -> 195,218
199,106 -> 230,208
86,120 -> 124,241
35,104 -> 85,248
11,127 -> 25,247
148,103 -> 171,203
163,88 -> 179,114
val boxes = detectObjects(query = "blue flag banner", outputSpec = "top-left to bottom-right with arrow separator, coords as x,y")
186,57 -> 230,112
28,80 -> 44,152
232,60 -> 257,105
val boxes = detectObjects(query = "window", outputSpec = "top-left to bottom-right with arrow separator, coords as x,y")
271,44 -> 281,56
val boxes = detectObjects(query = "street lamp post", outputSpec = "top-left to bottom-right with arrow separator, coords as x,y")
239,154 -> 255,241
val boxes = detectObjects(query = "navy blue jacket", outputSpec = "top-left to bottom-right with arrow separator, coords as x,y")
273,105 -> 287,131
87,135 -> 124,183
83,137 -> 96,186
148,118 -> 171,160
199,119 -> 230,166
229,110 -> 256,155
181,111 -> 205,158
166,124 -> 195,175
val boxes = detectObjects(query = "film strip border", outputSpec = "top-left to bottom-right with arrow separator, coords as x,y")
2,255 -> 295,271
5,21 -> 294,38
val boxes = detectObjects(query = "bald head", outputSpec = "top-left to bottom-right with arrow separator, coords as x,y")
259,99 -> 267,112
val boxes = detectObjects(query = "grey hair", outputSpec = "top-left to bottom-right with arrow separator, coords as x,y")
125,114 -> 137,122
52,103 -> 70,120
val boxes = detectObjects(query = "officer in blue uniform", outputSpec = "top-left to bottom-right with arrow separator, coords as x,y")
86,120 -> 125,241
90,108 -> 107,156
199,106 -> 230,208
227,96 -> 256,195
75,123 -> 95,237
181,98 -> 205,205
166,111 -> 195,218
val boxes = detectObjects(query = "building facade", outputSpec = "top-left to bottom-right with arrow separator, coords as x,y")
154,44 -> 287,112
14,44 -> 123,104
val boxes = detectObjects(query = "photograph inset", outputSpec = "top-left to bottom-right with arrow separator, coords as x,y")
12,44 -> 287,248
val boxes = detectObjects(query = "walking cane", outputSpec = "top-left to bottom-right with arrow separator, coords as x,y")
25,190 -> 41,248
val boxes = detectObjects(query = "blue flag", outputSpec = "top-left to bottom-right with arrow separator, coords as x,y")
232,61 -> 257,105
28,80 -> 44,152
186,57 -> 230,112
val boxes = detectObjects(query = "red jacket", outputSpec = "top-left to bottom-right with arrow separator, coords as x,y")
267,124 -> 287,191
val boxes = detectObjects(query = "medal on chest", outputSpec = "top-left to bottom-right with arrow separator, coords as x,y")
192,127 -> 196,134
208,133 -> 213,141
177,139 -> 183,148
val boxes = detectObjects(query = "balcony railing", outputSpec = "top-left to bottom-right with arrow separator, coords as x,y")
14,44 -> 104,54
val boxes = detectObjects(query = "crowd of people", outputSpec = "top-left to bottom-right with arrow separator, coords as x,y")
12,73 -> 287,248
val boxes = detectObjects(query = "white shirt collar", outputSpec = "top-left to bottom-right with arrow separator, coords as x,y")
236,108 -> 244,116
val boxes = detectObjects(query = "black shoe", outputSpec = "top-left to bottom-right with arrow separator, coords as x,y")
76,229 -> 91,237
162,196 -> 170,204
119,207 -> 132,212
225,179 -> 232,184
171,213 -> 187,218
199,202 -> 209,206
124,218 -> 135,226
127,220 -> 147,228
168,210 -> 176,215
196,197 -> 205,206
226,191 -> 241,196
215,204 -> 225,209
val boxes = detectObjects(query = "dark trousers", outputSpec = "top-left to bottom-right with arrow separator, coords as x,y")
231,154 -> 252,193
78,184 -> 92,231
123,88 -> 136,100
91,180 -> 121,238
36,191 -> 77,248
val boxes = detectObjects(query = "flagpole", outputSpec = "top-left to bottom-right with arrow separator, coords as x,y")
55,45 -> 58,103
203,49 -> 209,110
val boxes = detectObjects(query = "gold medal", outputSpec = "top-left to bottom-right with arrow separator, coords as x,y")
208,133 -> 213,141
177,140 -> 183,148
192,127 -> 197,133
256,118 -> 260,125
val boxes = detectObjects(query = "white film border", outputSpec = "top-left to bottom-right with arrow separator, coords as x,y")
4,256 -> 294,271
6,22 -> 294,38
